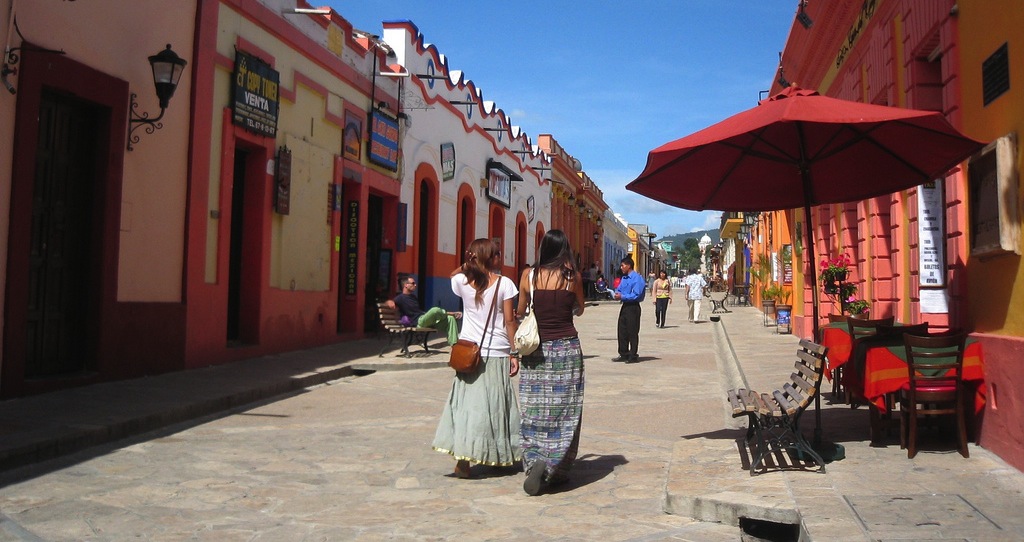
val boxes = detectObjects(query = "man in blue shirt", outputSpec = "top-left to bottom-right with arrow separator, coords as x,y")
612,256 -> 646,363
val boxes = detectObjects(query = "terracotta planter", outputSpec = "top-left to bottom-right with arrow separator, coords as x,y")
761,300 -> 776,327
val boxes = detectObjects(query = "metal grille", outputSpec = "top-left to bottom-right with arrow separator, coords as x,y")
982,43 -> 1010,106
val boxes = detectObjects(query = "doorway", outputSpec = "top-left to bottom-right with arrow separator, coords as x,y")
363,194 -> 384,332
416,179 -> 431,307
23,90 -> 102,378
226,146 -> 262,345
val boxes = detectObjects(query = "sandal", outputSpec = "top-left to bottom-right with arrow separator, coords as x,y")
523,462 -> 546,496
454,460 -> 472,479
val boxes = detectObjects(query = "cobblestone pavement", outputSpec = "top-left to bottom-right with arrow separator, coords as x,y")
1,299 -> 1023,541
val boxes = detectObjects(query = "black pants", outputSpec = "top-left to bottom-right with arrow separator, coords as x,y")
617,303 -> 641,357
655,297 -> 669,326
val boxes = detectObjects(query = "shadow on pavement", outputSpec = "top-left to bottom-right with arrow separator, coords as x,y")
545,453 -> 628,493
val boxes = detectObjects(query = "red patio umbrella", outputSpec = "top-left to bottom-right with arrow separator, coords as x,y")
627,86 -> 984,339
627,85 -> 984,449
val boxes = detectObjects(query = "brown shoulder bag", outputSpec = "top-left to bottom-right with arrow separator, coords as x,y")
449,278 -> 501,373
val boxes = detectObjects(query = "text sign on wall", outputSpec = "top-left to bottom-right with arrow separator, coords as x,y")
275,146 -> 291,215
345,201 -> 360,296
342,111 -> 362,161
441,143 -> 456,181
918,181 -> 946,287
232,51 -> 279,137
368,111 -> 399,171
486,159 -> 519,208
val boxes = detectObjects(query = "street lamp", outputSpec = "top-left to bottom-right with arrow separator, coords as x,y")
647,233 -> 656,275
127,44 -> 188,150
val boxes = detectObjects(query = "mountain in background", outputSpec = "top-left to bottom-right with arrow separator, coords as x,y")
658,229 -> 720,247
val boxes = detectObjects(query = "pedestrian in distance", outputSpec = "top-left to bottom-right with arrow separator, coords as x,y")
432,238 -> 521,479
392,275 -> 461,345
584,263 -> 598,300
652,270 -> 672,328
516,229 -> 586,496
683,268 -> 708,323
612,256 -> 645,363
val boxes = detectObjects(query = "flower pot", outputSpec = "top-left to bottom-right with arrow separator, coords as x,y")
761,300 -> 776,326
823,283 -> 838,294
848,312 -> 870,320
833,270 -> 848,282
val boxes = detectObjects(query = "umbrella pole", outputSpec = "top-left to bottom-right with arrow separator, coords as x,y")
804,200 -> 843,463
804,202 -> 823,446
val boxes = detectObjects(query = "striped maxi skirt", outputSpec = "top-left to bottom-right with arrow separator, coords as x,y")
519,336 -> 584,482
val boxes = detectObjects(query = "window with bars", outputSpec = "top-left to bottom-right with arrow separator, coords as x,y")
982,43 -> 1010,106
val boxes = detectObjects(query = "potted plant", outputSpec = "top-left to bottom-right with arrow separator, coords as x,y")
749,253 -> 772,301
761,284 -> 782,326
820,254 -> 852,293
845,297 -> 870,318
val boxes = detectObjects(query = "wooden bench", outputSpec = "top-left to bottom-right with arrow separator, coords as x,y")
376,302 -> 437,357
727,338 -> 829,475
706,290 -> 731,314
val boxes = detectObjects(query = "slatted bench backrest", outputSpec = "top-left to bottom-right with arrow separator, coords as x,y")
377,302 -> 407,332
780,338 -> 827,416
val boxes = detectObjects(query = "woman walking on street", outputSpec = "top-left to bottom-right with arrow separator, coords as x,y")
652,270 -> 672,328
516,229 -> 586,495
432,238 -> 521,479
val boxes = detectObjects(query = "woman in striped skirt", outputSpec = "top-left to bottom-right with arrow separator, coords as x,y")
515,229 -> 585,495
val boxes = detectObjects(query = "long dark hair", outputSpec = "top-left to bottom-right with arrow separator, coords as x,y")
534,229 -> 576,288
464,238 -> 499,305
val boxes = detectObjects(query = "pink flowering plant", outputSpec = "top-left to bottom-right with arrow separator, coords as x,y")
819,254 -> 852,284
845,297 -> 870,315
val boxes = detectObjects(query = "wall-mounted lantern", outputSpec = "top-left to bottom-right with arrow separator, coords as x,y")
128,44 -> 187,150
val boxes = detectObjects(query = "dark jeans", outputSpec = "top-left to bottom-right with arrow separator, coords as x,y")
617,303 -> 641,357
655,297 -> 669,326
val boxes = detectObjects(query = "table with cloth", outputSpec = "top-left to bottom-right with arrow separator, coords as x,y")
863,338 -> 986,414
820,322 -> 852,382
823,324 -> 986,440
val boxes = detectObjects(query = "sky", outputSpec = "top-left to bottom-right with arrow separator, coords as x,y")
328,1 -> 797,238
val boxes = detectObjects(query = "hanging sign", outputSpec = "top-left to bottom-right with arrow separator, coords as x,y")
232,51 -> 279,137
275,146 -> 291,215
368,111 -> 400,171
917,181 -> 946,287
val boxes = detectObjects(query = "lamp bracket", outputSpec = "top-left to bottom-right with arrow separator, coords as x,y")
127,92 -> 166,151
2,42 -> 66,95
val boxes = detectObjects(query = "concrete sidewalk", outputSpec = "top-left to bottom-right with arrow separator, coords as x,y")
1,299 -> 1022,540
665,305 -> 1024,541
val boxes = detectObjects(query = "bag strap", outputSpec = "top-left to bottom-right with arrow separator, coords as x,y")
480,275 -> 501,341
528,269 -> 535,311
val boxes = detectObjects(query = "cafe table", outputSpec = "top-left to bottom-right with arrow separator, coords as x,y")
819,321 -> 852,382
862,337 -> 986,414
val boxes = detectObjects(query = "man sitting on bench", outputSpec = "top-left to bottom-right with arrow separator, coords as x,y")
393,275 -> 460,345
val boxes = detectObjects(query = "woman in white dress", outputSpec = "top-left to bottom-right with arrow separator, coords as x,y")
432,238 -> 521,478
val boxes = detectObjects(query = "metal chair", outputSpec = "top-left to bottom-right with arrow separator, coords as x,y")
899,332 -> 969,458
